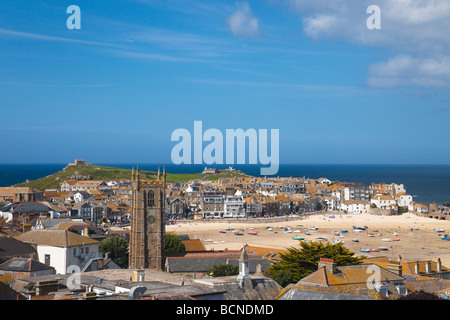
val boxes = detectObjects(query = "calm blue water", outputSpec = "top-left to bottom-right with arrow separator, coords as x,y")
0,163 -> 449,204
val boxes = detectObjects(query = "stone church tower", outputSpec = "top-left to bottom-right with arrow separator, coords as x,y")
129,167 -> 166,270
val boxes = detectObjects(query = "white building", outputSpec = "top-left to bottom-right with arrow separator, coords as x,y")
340,200 -> 370,214
370,194 -> 398,210
325,197 -> 340,211
14,229 -> 100,275
396,192 -> 413,208
224,196 -> 246,218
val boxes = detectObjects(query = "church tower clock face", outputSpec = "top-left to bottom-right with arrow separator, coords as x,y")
147,215 -> 156,224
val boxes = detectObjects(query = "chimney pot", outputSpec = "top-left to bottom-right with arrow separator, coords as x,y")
437,258 -> 442,273
425,261 -> 432,274
318,258 -> 337,274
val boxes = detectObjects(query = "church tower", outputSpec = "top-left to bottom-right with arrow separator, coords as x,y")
129,167 -> 166,270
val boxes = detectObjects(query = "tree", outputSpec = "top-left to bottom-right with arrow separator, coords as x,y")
398,290 -> 444,300
165,233 -> 186,252
209,264 -> 239,277
99,236 -> 128,268
267,241 -> 364,286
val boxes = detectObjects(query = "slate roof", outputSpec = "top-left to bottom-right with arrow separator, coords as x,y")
0,235 -> 37,262
0,257 -> 54,272
299,264 -> 405,287
362,256 -> 450,276
13,230 -> 99,248
278,264 -> 409,300
1,202 -> 52,214
0,281 -> 26,300
166,251 -> 271,273
278,286 -> 377,300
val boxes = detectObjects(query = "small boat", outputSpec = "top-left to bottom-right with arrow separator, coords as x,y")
304,231 -> 311,235
293,237 -> 304,240
294,230 -> 301,233
378,247 -> 389,251
310,227 -> 318,231
392,238 -> 400,241
441,235 -> 450,241
332,240 -> 343,244
371,228 -> 378,232
360,249 -> 371,253
371,248 -> 380,252
341,230 -> 348,233
205,239 -> 213,242
392,232 -> 399,236
353,229 -> 363,233
233,231 -> 243,236
248,231 -> 258,235
266,227 -> 273,231
316,237 -> 327,241
381,238 -> 392,242
284,228 -> 292,233
368,234 -> 375,237
226,227 -> 234,231
219,229 -> 226,233
352,238 -> 359,242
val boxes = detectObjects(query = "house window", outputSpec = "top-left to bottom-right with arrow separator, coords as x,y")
44,254 -> 50,265
147,190 -> 155,207
73,248 -> 77,257
85,246 -> 89,254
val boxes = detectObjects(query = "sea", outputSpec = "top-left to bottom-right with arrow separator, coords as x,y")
0,163 -> 449,204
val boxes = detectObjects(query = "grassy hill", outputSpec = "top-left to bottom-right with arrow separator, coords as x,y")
14,164 -> 249,191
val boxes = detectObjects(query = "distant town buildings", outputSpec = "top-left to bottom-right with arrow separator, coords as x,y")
1,165 -> 450,300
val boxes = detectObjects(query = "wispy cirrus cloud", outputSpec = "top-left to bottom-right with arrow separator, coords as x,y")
0,27 -> 126,49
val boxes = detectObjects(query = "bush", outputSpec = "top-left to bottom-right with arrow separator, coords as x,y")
99,236 -> 129,268
165,233 -> 186,252
209,264 -> 239,277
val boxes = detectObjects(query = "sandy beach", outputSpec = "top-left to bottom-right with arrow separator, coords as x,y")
166,213 -> 450,267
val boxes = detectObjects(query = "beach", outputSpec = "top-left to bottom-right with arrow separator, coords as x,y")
166,213 -> 450,267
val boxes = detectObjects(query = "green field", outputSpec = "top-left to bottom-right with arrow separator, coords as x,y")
14,164 -> 248,191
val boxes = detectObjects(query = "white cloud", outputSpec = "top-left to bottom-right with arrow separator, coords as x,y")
285,0 -> 450,88
368,55 -> 450,88
227,2 -> 259,38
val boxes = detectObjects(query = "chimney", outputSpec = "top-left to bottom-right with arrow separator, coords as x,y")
437,258 -> 442,273
318,258 -> 337,274
425,261 -> 432,274
35,280 -> 59,296
415,261 -> 420,274
82,285 -> 97,300
132,269 -> 145,283
82,226 -> 89,237
23,223 -> 31,233
387,259 -> 403,277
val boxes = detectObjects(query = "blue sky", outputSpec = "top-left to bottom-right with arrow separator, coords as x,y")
0,0 -> 449,165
